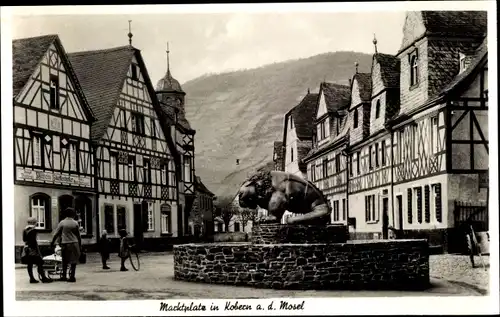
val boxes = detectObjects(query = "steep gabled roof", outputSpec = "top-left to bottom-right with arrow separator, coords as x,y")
373,53 -> 400,89
422,11 -> 487,38
195,176 -> 215,196
12,34 -> 58,97
319,82 -> 351,113
288,92 -> 319,140
440,37 -> 488,97
13,34 -> 95,121
353,72 -> 372,102
68,46 -> 135,141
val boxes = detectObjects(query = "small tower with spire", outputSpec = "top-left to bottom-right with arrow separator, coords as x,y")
127,20 -> 133,46
355,61 -> 359,74
156,42 -> 186,123
373,33 -> 378,54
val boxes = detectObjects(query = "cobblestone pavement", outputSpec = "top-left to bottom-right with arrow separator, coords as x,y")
429,254 -> 490,295
13,252 -> 486,300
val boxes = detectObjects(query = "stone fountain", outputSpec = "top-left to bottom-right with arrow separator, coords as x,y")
173,171 -> 429,290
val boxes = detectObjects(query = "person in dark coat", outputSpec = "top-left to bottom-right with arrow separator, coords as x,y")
51,207 -> 82,282
99,230 -> 111,270
118,229 -> 130,272
22,217 -> 52,283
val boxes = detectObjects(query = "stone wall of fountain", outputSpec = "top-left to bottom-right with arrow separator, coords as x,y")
173,223 -> 430,290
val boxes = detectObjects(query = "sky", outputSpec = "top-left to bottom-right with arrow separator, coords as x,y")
11,11 -> 406,86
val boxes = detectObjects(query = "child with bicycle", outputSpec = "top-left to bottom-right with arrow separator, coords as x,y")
118,229 -> 131,271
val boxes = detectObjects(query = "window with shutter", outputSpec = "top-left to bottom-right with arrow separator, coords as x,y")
407,188 -> 412,224
117,206 -> 127,231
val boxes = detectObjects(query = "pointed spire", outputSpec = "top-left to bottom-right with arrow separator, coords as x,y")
166,42 -> 170,74
373,33 -> 378,54
355,61 -> 359,74
128,20 -> 133,46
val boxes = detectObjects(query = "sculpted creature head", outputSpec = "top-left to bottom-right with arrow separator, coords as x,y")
238,171 -> 273,209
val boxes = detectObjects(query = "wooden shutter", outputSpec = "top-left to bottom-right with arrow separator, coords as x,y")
424,185 -> 430,223
407,189 -> 412,224
417,187 -> 422,224
435,184 -> 442,222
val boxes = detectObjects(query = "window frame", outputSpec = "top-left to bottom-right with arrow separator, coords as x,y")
160,204 -> 171,234
353,109 -> 359,128
409,51 -> 419,87
49,74 -> 60,110
128,155 -> 136,182
131,64 -> 138,81
147,201 -> 154,231
375,100 -> 381,119
30,193 -> 51,230
381,140 -> 387,166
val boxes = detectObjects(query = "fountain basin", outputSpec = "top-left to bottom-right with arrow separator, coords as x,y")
173,239 -> 430,290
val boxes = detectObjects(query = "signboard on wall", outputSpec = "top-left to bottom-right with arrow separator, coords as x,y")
16,167 -> 91,187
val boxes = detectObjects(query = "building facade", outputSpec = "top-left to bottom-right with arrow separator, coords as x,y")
304,82 -> 351,224
282,91 -> 319,179
287,11 -> 488,252
68,44 -> 182,245
13,35 -> 97,255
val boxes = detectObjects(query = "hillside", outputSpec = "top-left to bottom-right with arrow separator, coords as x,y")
183,51 -> 372,197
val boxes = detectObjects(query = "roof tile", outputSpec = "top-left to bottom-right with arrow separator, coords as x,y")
320,82 -> 351,112
374,53 -> 400,89
68,46 -> 135,140
12,35 -> 58,97
422,11 -> 487,37
289,92 -> 319,140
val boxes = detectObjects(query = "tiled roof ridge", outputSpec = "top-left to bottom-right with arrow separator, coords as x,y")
12,34 -> 58,43
68,45 -> 133,57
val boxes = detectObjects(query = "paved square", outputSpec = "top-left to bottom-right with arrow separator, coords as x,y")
15,253 -> 487,300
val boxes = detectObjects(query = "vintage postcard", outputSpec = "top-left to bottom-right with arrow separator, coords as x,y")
1,1 -> 498,316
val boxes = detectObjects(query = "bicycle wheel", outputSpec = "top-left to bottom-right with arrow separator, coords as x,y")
128,251 -> 140,271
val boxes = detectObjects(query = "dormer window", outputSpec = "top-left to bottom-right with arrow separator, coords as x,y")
409,50 -> 419,87
49,75 -> 60,110
459,53 -> 470,73
375,100 -> 381,119
353,109 -> 359,128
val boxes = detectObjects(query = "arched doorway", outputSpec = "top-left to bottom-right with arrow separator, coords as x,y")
58,195 -> 74,222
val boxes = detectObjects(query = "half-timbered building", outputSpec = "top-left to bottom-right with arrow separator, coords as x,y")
386,11 -> 488,251
68,44 -> 181,245
155,45 -> 196,237
282,91 -> 319,179
347,53 -> 400,239
13,35 -> 96,255
303,82 -> 351,224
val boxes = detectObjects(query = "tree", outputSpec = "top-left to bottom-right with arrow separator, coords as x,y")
214,195 -> 237,232
239,208 -> 256,232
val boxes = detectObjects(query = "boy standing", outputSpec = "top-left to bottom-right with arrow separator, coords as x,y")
99,230 -> 111,270
118,229 -> 130,271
